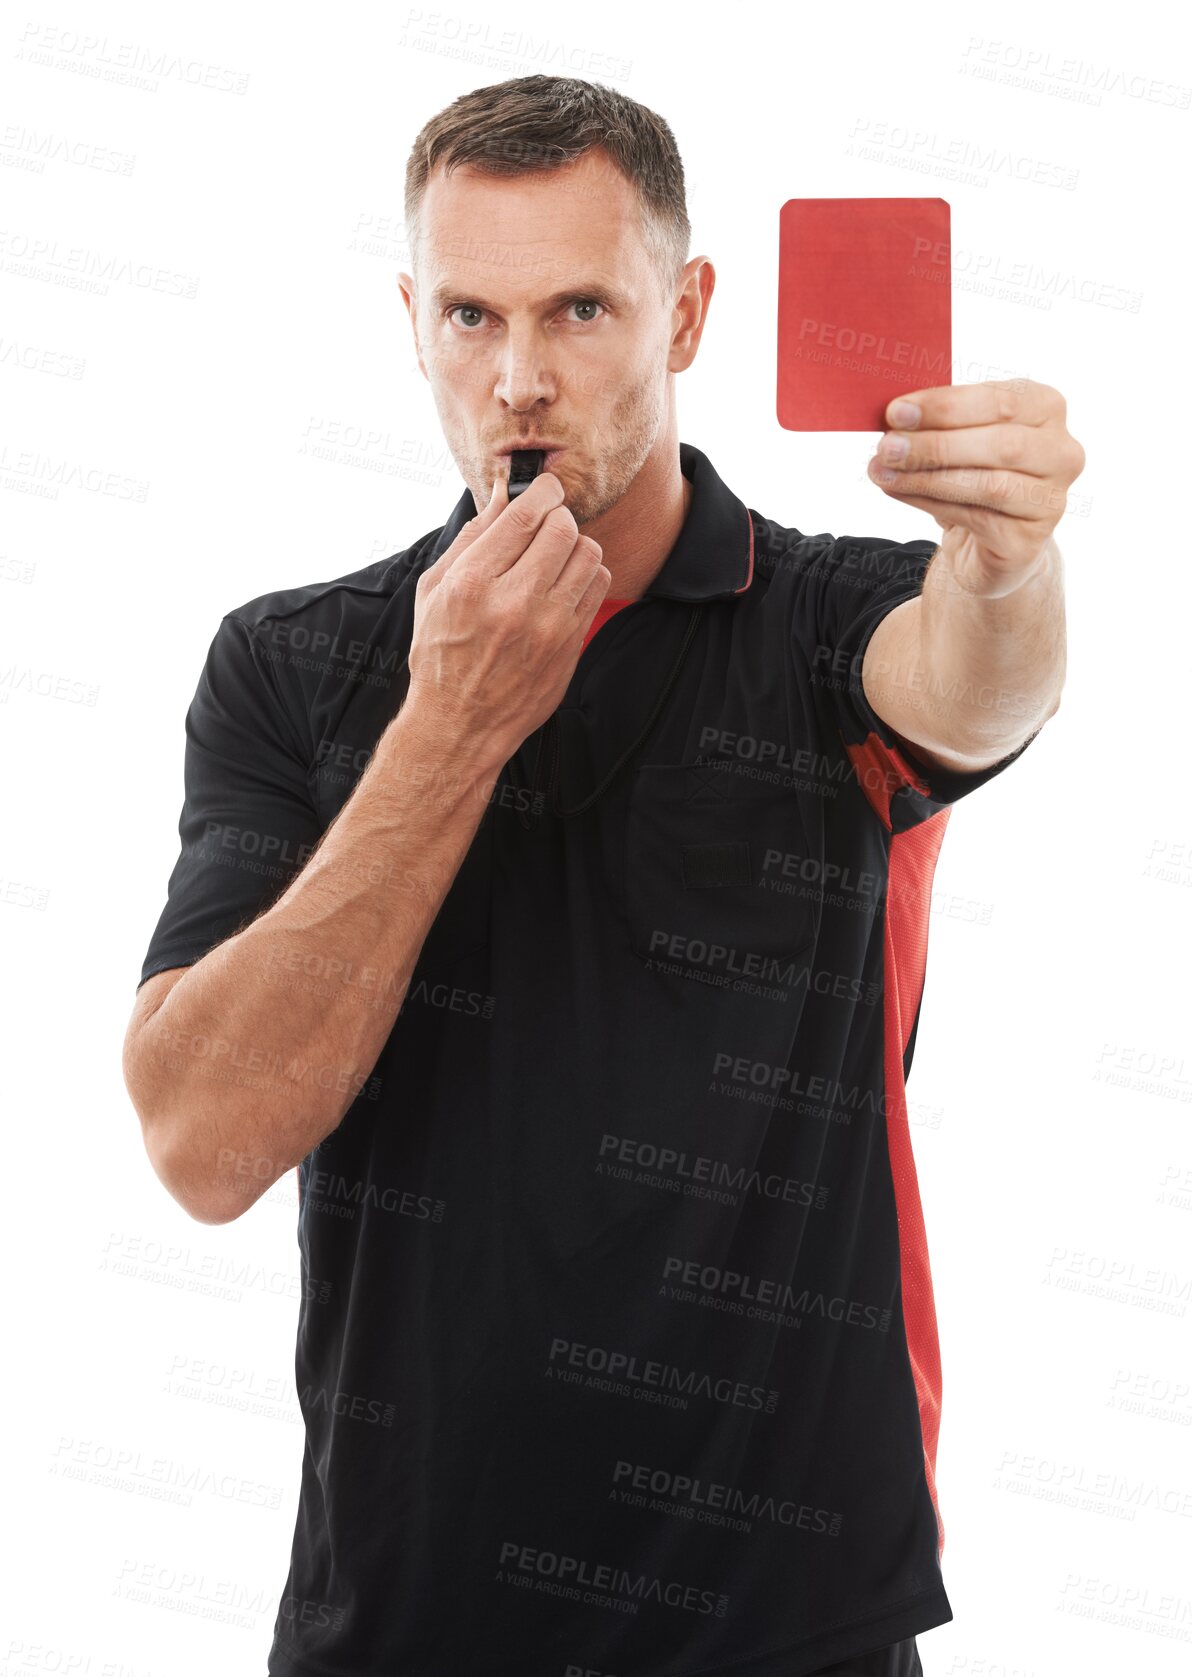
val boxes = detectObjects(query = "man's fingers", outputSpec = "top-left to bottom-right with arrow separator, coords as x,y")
464,472 -> 568,581
885,378 -> 1059,432
868,460 -> 1063,519
874,423 -> 1067,478
476,471 -> 508,528
421,470 -> 571,596
419,474 -> 508,591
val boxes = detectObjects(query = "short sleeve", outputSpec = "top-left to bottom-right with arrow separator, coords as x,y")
137,614 -> 326,991
801,533 -> 1041,831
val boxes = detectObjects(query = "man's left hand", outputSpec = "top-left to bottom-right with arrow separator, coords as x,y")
867,379 -> 1085,595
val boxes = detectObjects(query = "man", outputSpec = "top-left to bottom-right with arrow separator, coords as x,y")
123,73 -> 1081,1677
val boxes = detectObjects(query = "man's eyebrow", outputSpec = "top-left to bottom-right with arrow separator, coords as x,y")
427,279 -> 632,312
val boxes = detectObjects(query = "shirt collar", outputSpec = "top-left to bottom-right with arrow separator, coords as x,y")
425,440 -> 755,603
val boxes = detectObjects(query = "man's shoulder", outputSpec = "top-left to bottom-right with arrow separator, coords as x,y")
747,506 -> 934,594
748,508 -> 837,599
219,522 -> 447,638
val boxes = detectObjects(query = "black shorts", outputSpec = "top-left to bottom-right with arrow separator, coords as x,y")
807,1635 -> 922,1677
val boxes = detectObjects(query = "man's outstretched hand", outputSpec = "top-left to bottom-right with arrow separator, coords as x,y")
867,379 -> 1086,596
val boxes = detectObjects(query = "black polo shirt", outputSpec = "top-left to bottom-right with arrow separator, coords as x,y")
138,441 -> 1037,1677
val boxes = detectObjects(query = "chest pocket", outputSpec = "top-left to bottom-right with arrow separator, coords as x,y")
623,763 -> 818,971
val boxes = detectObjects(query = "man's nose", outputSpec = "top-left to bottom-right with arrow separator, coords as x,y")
492,327 -> 557,409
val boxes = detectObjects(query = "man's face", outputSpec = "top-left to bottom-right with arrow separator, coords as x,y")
398,148 -> 705,525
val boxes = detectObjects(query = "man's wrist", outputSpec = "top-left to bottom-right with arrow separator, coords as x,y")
390,687 -> 511,803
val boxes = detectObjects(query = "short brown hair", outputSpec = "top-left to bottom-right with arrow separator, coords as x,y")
404,74 -> 691,303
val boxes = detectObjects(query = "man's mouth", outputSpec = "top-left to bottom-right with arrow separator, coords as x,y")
497,444 -> 566,468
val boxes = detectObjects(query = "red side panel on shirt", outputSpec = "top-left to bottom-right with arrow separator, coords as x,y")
883,809 -> 951,1560
844,727 -> 956,1559
843,730 -> 933,829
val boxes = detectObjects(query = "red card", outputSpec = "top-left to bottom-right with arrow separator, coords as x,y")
776,198 -> 951,432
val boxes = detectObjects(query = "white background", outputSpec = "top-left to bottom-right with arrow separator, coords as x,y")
2,1 -> 1189,1672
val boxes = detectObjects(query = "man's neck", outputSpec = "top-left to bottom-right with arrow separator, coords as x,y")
581,455 -> 694,602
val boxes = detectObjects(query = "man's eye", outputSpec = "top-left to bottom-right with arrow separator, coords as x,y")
445,300 -> 605,329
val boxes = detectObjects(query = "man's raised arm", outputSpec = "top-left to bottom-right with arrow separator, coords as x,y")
123,468 -> 611,1223
860,378 -> 1081,773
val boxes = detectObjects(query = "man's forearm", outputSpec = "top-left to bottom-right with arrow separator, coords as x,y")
128,696 -> 507,1223
863,377 -> 1080,771
866,536 -> 1067,773
921,534 -> 1066,762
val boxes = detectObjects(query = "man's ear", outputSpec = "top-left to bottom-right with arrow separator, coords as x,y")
397,271 -> 427,382
668,255 -> 715,375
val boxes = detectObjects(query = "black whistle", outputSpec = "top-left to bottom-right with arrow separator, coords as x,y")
507,449 -> 546,497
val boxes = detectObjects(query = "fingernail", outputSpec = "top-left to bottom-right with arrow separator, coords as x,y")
888,400 -> 921,428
